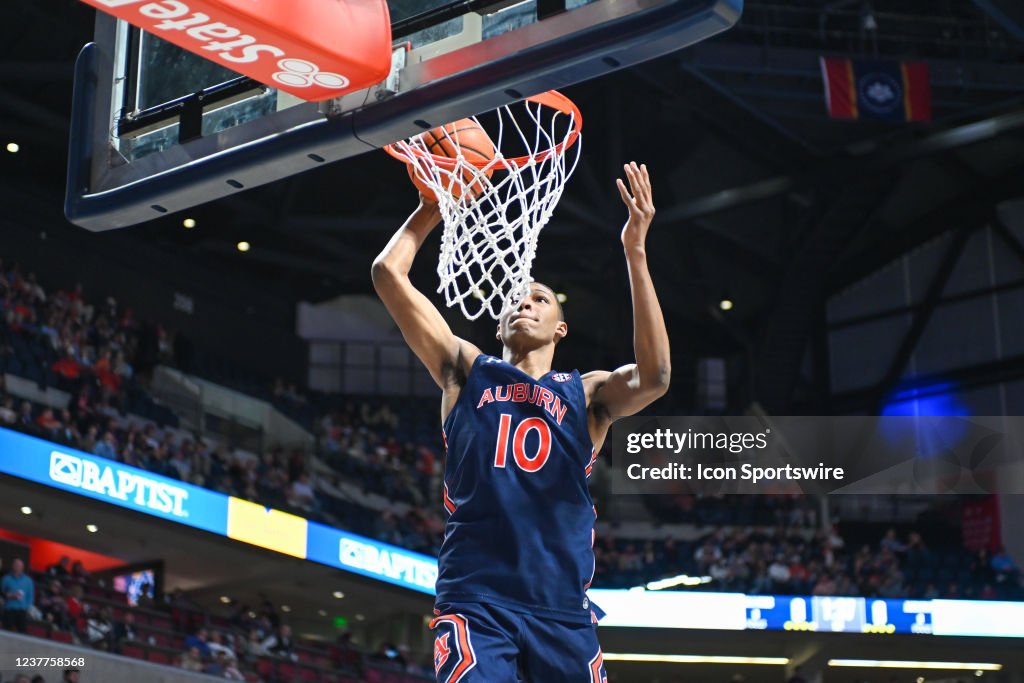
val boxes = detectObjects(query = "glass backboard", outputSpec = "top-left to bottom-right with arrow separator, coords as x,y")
66,0 -> 743,231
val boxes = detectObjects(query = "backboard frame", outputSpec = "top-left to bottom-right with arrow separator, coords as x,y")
66,0 -> 743,231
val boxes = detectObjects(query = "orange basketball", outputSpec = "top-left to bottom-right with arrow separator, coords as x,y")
406,118 -> 496,201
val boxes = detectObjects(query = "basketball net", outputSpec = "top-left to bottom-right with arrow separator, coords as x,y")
385,91 -> 582,321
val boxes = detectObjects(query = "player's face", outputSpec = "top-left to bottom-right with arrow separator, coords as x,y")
497,285 -> 566,349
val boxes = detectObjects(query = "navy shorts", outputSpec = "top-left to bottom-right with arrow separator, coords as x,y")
430,602 -> 606,683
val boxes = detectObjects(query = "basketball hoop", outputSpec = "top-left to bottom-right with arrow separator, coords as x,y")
384,90 -> 582,321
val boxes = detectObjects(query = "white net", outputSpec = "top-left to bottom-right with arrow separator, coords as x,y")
385,91 -> 582,320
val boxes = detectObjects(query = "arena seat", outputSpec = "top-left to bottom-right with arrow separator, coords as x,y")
120,642 -> 146,660
50,629 -> 73,644
256,658 -> 275,678
26,622 -> 49,639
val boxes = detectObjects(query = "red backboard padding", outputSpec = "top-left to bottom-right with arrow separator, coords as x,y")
81,0 -> 392,101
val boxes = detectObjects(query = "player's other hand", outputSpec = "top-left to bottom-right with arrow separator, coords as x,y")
418,190 -> 440,214
616,161 -> 655,250
413,191 -> 442,233
418,189 -> 438,208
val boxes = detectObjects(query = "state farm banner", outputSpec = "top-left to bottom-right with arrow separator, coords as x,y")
83,0 -> 392,102
610,416 -> 1024,494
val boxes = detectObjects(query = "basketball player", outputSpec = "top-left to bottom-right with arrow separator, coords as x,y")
371,162 -> 669,682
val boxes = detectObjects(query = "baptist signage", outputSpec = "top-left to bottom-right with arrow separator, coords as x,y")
306,522 -> 437,595
339,537 -> 437,591
49,451 -> 189,518
0,427 -> 438,595
0,428 -> 227,535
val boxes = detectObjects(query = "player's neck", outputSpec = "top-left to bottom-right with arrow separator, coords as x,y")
502,346 -> 554,380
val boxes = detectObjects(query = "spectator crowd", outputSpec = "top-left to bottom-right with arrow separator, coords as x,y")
1,259 -> 1022,658
594,523 -> 1023,601
0,554 -> 434,682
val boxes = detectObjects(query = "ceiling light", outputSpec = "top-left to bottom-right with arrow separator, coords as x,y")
86,524 -> 98,533
603,654 -> 788,665
332,591 -> 345,599
355,614 -> 365,621
183,218 -> 196,229
237,241 -> 251,252
281,605 -> 291,613
20,506 -> 32,515
828,660 -> 1002,671
862,10 -> 878,31
719,299 -> 734,311
556,292 -> 567,304
6,142 -> 19,153
219,596 -> 231,604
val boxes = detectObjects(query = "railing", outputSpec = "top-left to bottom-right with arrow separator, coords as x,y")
734,1 -> 1020,61
150,367 -> 313,453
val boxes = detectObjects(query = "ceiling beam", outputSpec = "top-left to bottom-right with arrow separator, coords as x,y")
635,65 -> 814,171
867,226 -> 973,413
682,65 -> 815,158
653,104 -> 1024,222
658,176 -> 793,223
830,165 -> 1024,291
970,0 -> 1024,42
753,173 -> 895,413
688,41 -> 1024,94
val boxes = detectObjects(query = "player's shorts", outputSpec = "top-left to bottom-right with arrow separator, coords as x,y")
429,601 -> 607,683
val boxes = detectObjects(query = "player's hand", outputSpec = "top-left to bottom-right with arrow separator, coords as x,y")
419,190 -> 439,210
418,191 -> 440,214
616,161 -> 655,250
414,191 -> 442,233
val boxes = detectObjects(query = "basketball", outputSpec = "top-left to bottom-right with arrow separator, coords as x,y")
406,118 -> 496,201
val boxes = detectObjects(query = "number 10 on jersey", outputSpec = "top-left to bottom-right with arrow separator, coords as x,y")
494,414 -> 551,472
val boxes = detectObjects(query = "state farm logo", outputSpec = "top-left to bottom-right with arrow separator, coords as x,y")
93,0 -> 350,90
49,451 -> 190,518
273,59 -> 349,90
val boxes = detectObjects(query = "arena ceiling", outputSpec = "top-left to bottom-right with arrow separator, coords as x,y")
2,0 -> 1024,411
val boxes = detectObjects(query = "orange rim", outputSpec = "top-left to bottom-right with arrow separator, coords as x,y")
384,90 -> 582,171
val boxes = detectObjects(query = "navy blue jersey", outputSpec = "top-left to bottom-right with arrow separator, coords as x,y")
437,354 -> 599,625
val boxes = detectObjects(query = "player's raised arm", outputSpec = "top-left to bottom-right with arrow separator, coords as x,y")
585,162 -> 671,421
371,195 -> 480,389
